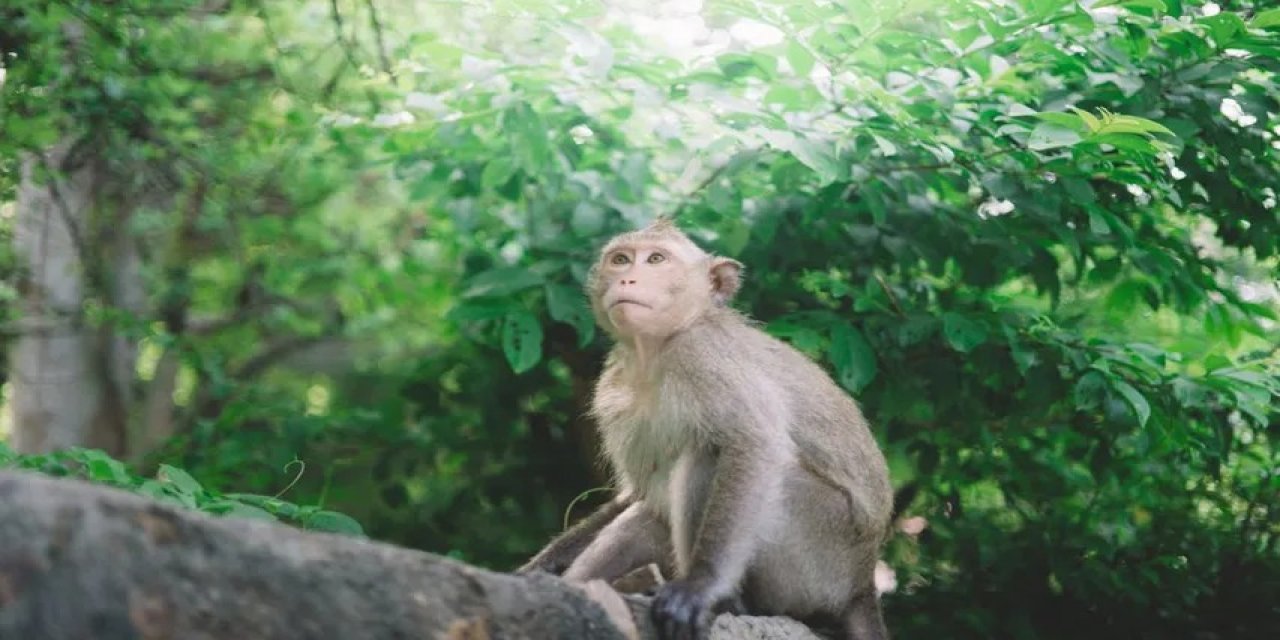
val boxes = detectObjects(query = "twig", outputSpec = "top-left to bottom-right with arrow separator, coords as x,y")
234,334 -> 331,379
273,458 -> 307,499
328,0 -> 381,109
562,487 -> 614,531
874,273 -> 907,318
329,0 -> 360,69
362,0 -> 395,83
666,148 -> 761,219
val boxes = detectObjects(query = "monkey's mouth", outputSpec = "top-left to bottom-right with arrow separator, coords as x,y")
609,298 -> 650,309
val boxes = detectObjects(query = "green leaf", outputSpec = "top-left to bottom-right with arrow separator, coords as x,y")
615,152 -> 651,203
1110,380 -> 1151,427
1069,107 -> 1102,131
1008,340 -> 1039,375
828,323 -> 877,392
225,502 -> 279,521
447,300 -> 515,324
785,42 -> 815,76
763,85 -> 821,111
767,318 -> 827,358
1084,133 -> 1158,155
895,315 -> 937,347
1073,370 -> 1109,410
502,310 -> 543,374
157,464 -> 204,496
462,268 -> 546,298
1002,103 -> 1037,118
942,313 -> 988,352
141,479 -> 197,509
1027,123 -> 1083,151
716,52 -> 774,80
303,510 -> 365,536
1252,8 -> 1280,29
871,135 -> 897,156
87,458 -> 132,485
1061,177 -> 1097,204
571,202 -> 606,236
502,102 -> 553,174
205,500 -> 279,522
545,284 -> 595,348
1030,111 -> 1087,130
1232,388 -> 1271,427
783,135 -> 844,183
1171,378 -> 1207,407
481,156 -> 518,190
77,449 -> 132,485
1202,13 -> 1246,46
225,493 -> 300,518
1094,114 -> 1174,137
1095,0 -> 1166,12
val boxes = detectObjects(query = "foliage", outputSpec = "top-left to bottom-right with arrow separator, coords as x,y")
0,441 -> 364,536
2,0 -> 1279,638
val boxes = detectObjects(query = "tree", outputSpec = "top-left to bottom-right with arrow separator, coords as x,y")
1,0 -> 364,460
3,1 -> 1278,637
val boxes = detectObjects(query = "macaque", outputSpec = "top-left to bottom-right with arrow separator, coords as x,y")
518,218 -> 893,640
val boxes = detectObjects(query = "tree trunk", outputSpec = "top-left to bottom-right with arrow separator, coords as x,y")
0,470 -> 826,640
9,147 -> 128,456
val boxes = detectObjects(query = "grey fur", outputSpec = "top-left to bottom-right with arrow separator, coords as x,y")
519,222 -> 893,640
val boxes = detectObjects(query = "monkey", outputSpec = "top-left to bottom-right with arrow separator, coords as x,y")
517,218 -> 894,640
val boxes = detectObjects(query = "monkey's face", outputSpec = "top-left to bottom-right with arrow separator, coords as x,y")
590,239 -> 710,339
587,222 -> 744,341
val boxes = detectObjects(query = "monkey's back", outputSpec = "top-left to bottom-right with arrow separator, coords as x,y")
681,309 -> 893,531
674,310 -> 895,614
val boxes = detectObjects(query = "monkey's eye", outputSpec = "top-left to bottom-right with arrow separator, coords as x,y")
646,252 -> 666,264
610,253 -> 630,266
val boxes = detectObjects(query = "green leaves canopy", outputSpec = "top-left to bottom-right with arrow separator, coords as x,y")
2,0 -> 1278,637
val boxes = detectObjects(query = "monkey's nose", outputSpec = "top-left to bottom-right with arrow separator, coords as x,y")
620,279 -> 637,285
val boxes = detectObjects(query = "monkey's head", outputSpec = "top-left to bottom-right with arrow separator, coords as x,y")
587,218 -> 743,340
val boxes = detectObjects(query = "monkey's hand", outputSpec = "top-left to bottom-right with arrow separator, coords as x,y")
650,578 -> 725,640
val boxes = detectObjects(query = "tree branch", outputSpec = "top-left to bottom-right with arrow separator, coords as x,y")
329,0 -> 381,109
362,0 -> 395,82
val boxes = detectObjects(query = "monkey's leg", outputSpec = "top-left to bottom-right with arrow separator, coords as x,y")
841,591 -> 889,640
562,502 -> 671,584
516,497 -> 633,576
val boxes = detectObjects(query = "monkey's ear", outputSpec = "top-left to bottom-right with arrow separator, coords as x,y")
709,257 -> 743,305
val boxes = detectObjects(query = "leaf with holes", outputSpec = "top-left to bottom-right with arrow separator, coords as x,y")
1027,122 -> 1083,151
502,310 -> 543,374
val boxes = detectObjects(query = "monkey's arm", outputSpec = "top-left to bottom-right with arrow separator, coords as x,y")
691,444 -> 781,588
653,439 -> 784,638
515,495 -> 633,576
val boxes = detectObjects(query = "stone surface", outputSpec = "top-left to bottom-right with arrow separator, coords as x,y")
0,470 -> 825,640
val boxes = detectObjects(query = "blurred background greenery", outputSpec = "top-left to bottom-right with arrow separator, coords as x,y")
1,0 -> 1277,638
